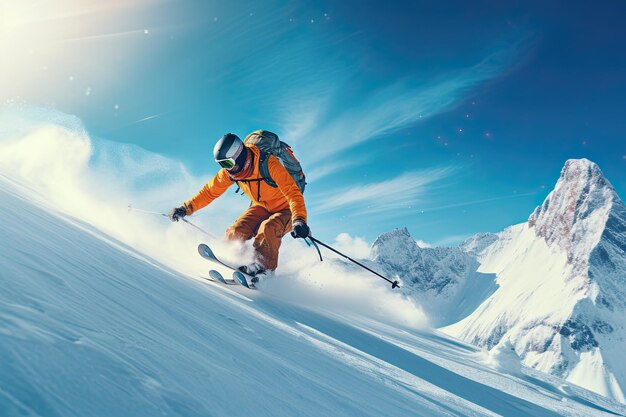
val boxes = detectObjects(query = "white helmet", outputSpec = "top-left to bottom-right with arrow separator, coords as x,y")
213,133 -> 247,170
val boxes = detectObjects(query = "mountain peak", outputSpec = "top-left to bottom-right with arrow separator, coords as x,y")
528,159 -> 621,265
560,158 -> 610,190
379,227 -> 412,238
371,227 -> 420,266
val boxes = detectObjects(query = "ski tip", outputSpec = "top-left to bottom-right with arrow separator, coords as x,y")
197,243 -> 215,258
209,269 -> 228,284
232,271 -> 254,289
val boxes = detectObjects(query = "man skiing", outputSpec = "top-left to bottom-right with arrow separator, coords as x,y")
168,132 -> 310,280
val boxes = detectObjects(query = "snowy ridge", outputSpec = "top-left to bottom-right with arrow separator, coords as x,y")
440,159 -> 626,404
460,232 -> 499,258
371,227 -> 479,295
371,228 -> 498,326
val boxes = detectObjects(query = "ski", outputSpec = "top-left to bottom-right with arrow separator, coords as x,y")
209,269 -> 229,284
197,243 -> 256,289
232,271 -> 252,289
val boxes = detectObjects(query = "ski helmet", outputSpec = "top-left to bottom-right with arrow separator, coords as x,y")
214,133 -> 247,170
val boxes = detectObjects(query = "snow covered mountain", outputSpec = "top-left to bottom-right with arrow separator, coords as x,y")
441,159 -> 626,404
370,228 -> 498,326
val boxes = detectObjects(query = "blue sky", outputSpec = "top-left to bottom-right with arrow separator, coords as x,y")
2,0 -> 626,245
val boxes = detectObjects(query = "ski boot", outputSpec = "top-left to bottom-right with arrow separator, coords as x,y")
238,263 -> 272,284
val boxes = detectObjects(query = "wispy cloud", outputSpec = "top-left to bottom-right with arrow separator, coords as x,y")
133,113 -> 166,124
54,29 -> 149,43
311,166 -> 454,214
281,43 -> 523,173
332,233 -> 372,259
305,154 -> 370,182
417,191 -> 537,213
102,112 -> 171,136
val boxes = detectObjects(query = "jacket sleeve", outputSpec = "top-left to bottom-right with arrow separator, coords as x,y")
184,169 -> 234,214
267,156 -> 307,223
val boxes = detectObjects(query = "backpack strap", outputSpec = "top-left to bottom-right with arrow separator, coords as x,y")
257,151 -> 277,188
227,151 -> 277,200
229,177 -> 263,199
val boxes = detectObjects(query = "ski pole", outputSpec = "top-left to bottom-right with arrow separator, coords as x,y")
303,237 -> 323,261
179,217 -> 216,239
128,205 -> 167,217
127,204 -> 218,240
308,236 -> 400,289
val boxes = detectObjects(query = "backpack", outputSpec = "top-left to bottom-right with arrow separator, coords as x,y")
242,130 -> 306,193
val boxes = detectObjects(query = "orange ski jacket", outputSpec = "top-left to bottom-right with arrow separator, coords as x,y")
183,145 -> 307,222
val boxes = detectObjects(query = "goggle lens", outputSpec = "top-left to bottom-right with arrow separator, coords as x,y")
217,159 -> 235,169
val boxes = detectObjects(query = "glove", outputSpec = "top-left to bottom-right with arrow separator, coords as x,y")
291,220 -> 310,239
168,206 -> 187,222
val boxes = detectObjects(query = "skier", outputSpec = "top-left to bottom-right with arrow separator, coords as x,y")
168,132 -> 310,280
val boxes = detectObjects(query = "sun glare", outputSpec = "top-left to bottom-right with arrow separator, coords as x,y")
0,0 -> 158,99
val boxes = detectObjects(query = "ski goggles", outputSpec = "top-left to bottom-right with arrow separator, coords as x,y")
216,158 -> 236,169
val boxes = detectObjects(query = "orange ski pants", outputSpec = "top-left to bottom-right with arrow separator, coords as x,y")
225,205 -> 292,271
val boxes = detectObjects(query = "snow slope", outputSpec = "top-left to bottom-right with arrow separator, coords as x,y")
2,108 -> 626,416
443,159 -> 626,404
